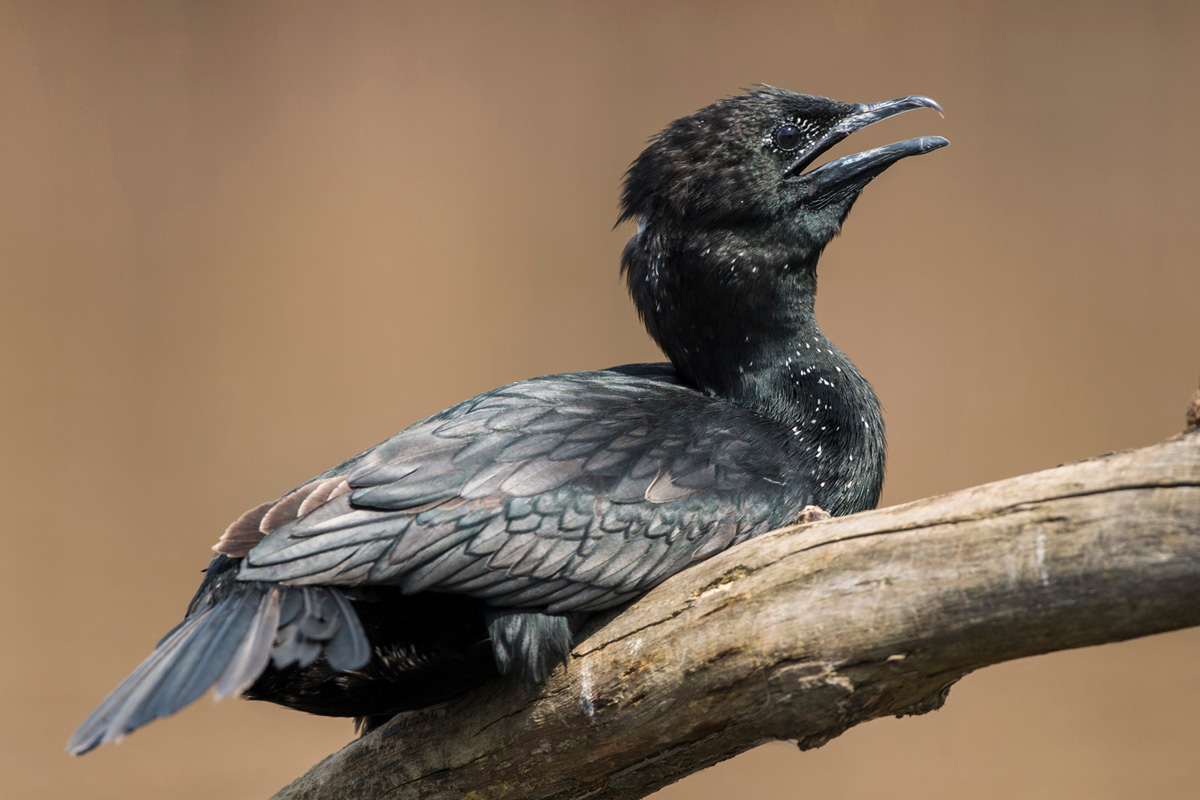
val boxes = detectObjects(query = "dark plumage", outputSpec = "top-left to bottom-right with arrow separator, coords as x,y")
69,87 -> 946,754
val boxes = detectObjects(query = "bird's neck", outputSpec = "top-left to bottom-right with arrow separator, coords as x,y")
624,222 -> 886,512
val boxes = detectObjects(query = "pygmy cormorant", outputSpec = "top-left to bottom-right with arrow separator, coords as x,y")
69,87 -> 946,753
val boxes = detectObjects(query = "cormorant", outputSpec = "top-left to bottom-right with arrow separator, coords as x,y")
69,87 -> 946,754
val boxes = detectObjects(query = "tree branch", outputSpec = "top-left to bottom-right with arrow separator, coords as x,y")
273,427 -> 1200,800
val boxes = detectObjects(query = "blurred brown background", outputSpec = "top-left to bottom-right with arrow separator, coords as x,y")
3,1 -> 1198,798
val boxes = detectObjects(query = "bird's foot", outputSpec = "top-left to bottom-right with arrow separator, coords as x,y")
795,505 -> 832,524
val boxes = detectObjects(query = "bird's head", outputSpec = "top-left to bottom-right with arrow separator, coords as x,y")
619,86 -> 947,257
619,87 -> 946,394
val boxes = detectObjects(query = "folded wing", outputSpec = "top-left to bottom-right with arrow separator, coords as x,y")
233,365 -> 802,613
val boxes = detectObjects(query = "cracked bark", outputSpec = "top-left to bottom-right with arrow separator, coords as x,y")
272,418 -> 1200,800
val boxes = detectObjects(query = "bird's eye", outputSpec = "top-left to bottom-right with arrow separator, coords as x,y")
774,123 -> 803,151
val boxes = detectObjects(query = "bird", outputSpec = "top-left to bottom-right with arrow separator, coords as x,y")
68,87 -> 947,754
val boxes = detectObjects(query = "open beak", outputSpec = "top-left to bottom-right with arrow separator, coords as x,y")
785,95 -> 948,199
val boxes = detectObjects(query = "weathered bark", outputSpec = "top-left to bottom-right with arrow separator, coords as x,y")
273,427 -> 1200,800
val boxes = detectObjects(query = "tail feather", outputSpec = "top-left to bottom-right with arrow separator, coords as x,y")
214,589 -> 281,700
68,584 -> 370,755
125,590 -> 263,732
324,589 -> 371,671
268,586 -> 368,671
68,609 -> 216,755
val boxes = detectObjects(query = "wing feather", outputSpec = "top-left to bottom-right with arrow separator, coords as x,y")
233,366 -> 800,613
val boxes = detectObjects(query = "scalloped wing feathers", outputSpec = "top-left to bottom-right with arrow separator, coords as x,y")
230,366 -> 799,613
